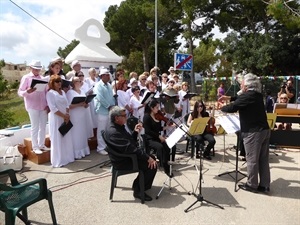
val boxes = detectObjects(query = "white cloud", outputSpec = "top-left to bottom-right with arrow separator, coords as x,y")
0,0 -> 124,66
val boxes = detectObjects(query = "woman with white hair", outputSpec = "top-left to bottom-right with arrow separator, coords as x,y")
219,73 -> 271,194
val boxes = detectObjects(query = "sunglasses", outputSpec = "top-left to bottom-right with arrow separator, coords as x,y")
198,105 -> 203,108
77,75 -> 84,77
54,80 -> 62,83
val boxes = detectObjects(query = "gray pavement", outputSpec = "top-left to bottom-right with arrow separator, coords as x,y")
1,133 -> 299,225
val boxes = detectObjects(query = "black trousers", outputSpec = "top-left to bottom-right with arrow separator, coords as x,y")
147,139 -> 176,165
132,155 -> 157,192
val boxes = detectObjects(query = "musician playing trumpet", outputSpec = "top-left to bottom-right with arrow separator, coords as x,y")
187,100 -> 216,160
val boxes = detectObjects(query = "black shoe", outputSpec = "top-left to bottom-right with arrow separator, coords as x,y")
203,151 -> 212,160
196,154 -> 200,159
133,192 -> 152,201
238,183 -> 258,193
257,186 -> 270,193
203,154 -> 212,160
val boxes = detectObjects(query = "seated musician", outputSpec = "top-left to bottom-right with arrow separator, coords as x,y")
105,106 -> 157,201
275,93 -> 292,130
187,100 -> 216,160
143,99 -> 175,176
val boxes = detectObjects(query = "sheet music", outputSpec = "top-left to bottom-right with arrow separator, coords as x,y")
218,114 -> 240,134
34,83 -> 47,92
166,124 -> 188,149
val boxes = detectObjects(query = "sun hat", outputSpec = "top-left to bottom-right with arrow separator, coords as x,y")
128,78 -> 138,87
29,60 -> 42,69
99,68 -> 110,76
168,66 -> 175,72
71,60 -> 80,69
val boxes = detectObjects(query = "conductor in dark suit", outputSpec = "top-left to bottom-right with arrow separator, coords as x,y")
104,106 -> 157,201
220,73 -> 271,194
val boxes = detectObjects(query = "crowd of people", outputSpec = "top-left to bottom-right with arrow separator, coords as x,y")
18,57 -> 298,200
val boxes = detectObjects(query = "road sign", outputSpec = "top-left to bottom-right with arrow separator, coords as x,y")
174,53 -> 193,71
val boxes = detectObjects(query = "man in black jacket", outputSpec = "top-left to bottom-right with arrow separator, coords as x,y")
219,73 -> 271,194
105,106 -> 157,201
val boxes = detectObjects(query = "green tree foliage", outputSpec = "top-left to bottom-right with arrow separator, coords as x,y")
57,39 -> 80,72
0,60 -> 14,128
0,108 -> 14,129
193,39 -> 220,74
103,0 -> 182,72
213,0 -> 300,75
0,60 -> 8,98
267,0 -> 300,29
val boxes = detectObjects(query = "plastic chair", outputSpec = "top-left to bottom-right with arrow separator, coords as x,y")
101,131 -> 145,204
0,169 -> 57,225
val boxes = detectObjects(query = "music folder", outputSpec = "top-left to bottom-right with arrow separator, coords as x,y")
62,79 -> 72,88
58,121 -> 73,136
71,94 -> 96,104
30,79 -> 48,91
141,92 -> 155,104
266,113 -> 277,130
188,117 -> 210,136
183,92 -> 197,99
160,91 -> 178,98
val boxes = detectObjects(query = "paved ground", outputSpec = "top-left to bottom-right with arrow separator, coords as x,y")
1,133 -> 299,225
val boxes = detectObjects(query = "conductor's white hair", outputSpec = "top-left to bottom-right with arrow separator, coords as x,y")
243,73 -> 262,93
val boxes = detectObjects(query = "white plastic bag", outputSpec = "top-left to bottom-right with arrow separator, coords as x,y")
0,145 -> 23,171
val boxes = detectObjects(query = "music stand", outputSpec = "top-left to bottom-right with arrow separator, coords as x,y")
156,124 -> 189,199
176,117 -> 209,173
267,113 -> 278,156
216,126 -> 227,161
184,127 -> 224,212
217,114 -> 247,192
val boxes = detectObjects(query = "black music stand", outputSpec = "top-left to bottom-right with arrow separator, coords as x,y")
217,114 -> 246,192
156,124 -> 189,199
176,117 -> 209,173
185,136 -> 224,212
217,135 -> 247,192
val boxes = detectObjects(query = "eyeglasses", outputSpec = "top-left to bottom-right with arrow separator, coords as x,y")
77,75 -> 84,77
75,80 -> 82,83
54,80 -> 62,83
198,105 -> 203,108
118,114 -> 127,118
141,79 -> 146,81
280,97 -> 288,100
162,76 -> 167,78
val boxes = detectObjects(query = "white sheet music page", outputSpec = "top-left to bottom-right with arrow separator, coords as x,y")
34,83 -> 47,92
166,124 -> 187,149
218,114 -> 240,134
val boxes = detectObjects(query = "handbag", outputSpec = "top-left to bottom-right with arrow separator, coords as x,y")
0,145 -> 23,172
58,120 -> 73,136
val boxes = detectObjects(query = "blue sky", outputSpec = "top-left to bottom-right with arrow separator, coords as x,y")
0,0 -> 124,67
0,0 -> 226,69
